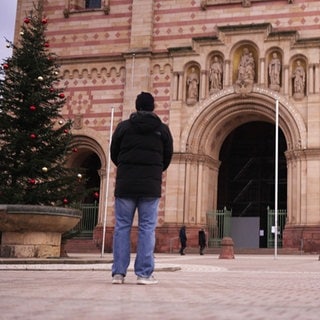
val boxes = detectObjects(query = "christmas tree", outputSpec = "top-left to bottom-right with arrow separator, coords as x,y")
0,2 -> 85,206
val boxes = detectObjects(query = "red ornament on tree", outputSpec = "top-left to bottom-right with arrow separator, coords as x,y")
30,133 -> 37,139
24,17 -> 30,24
29,105 -> 36,111
94,192 -> 99,199
64,129 -> 69,134
41,18 -> 48,24
28,178 -> 36,185
44,42 -> 50,48
59,93 -> 65,99
2,63 -> 9,70
72,147 -> 78,153
63,198 -> 68,204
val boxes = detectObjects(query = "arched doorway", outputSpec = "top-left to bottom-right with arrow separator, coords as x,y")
69,149 -> 102,203
68,150 -> 101,237
179,88 -> 306,251
67,136 -> 106,238
79,152 -> 101,203
217,121 -> 287,247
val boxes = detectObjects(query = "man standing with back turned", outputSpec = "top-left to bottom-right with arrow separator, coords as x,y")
110,92 -> 173,285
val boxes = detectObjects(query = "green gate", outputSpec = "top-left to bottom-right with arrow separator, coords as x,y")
267,206 -> 287,248
206,207 -> 232,247
72,202 -> 99,237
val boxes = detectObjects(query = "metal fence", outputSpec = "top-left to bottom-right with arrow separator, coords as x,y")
267,206 -> 287,248
206,207 -> 232,247
71,202 -> 99,237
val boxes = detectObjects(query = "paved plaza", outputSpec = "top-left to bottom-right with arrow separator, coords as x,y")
0,253 -> 319,320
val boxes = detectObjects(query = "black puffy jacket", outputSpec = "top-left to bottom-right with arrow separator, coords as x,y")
110,111 -> 173,198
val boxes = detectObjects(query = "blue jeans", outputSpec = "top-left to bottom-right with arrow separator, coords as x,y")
112,197 -> 160,278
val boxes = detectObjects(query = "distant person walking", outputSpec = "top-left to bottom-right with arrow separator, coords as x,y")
179,226 -> 187,255
198,228 -> 206,255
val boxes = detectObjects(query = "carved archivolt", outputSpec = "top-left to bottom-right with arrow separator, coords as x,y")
181,87 -> 306,159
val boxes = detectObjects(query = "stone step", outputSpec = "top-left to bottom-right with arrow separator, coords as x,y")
64,239 -> 100,254
174,247 -> 304,255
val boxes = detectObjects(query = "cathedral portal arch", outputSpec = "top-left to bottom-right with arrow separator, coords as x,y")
182,87 -> 306,157
178,87 -> 306,234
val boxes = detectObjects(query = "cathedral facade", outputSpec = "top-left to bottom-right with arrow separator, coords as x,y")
14,0 -> 320,252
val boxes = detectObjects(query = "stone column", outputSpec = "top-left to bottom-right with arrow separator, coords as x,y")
173,72 -> 179,100
315,63 -> 320,94
196,158 -> 204,224
260,57 -> 265,86
224,60 -> 230,86
178,72 -> 184,101
308,64 -> 314,94
200,70 -> 207,99
183,156 -> 192,224
284,65 -> 289,95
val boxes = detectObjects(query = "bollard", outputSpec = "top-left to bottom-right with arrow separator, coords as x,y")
219,236 -> 235,259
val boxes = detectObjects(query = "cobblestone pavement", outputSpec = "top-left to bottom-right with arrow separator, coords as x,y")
0,253 -> 319,320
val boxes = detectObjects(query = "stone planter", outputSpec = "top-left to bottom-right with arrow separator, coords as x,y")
0,204 -> 82,258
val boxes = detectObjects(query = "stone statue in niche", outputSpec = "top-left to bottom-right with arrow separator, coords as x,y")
209,56 -> 223,93
234,47 -> 255,95
292,60 -> 305,99
268,52 -> 281,92
186,67 -> 199,105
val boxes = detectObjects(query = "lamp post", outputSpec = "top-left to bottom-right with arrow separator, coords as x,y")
101,106 -> 115,257
274,99 -> 279,259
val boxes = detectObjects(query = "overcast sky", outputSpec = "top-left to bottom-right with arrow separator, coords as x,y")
0,0 -> 18,62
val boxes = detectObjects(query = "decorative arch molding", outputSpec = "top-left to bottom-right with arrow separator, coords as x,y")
151,63 -> 172,75
61,65 -> 126,80
181,86 -> 306,158
69,134 -> 107,170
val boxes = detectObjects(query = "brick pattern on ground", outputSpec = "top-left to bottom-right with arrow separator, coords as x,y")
0,254 -> 319,320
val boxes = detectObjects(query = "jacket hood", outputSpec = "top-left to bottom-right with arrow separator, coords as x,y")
129,111 -> 162,133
